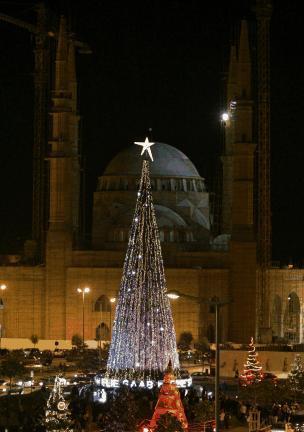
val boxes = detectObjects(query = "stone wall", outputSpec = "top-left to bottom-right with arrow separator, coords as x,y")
220,349 -> 299,378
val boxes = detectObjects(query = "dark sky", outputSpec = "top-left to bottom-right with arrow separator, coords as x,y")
0,0 -> 303,263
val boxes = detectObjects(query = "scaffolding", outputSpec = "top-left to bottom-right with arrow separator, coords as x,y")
255,0 -> 273,339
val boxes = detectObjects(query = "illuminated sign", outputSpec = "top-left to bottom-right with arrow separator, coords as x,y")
94,376 -> 192,389
93,388 -> 107,403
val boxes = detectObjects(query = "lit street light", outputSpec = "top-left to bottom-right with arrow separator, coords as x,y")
167,289 -> 232,432
77,287 -> 90,347
221,112 -> 229,122
109,297 -> 116,337
0,284 -> 7,350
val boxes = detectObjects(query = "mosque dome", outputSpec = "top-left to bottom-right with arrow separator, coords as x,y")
104,142 -> 201,178
93,141 -> 211,251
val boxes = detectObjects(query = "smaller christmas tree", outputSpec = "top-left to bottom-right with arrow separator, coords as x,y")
287,354 -> 304,393
44,376 -> 73,431
240,337 -> 263,385
148,361 -> 188,431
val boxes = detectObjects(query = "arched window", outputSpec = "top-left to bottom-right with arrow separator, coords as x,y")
96,322 -> 110,341
271,295 -> 282,340
95,295 -> 111,312
284,292 -> 300,343
207,324 -> 215,343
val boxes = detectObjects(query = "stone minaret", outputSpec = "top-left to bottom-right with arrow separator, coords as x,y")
44,16 -> 79,339
227,21 -> 258,342
67,39 -> 81,243
231,20 -> 255,238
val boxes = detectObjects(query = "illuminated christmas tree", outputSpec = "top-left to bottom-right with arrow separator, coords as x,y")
149,362 -> 188,431
240,337 -> 263,385
44,376 -> 73,431
107,139 -> 179,378
287,354 -> 304,393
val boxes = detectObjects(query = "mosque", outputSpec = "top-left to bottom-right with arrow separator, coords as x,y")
0,15 -> 303,348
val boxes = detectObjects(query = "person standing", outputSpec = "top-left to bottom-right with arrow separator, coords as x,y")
220,409 -> 226,429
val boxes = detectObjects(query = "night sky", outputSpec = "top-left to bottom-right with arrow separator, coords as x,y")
0,0 -> 303,263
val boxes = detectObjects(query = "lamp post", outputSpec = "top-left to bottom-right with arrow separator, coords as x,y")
77,287 -> 90,347
109,297 -> 116,338
97,299 -> 103,368
167,289 -> 231,432
0,284 -> 7,350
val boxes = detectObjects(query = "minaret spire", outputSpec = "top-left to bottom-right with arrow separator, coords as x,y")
227,44 -> 237,103
48,15 -> 71,230
231,19 -> 255,236
55,15 -> 68,92
68,39 -> 81,242
237,20 -> 251,100
224,20 -> 257,342
45,15 -> 74,340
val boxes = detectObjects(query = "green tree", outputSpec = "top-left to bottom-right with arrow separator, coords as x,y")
239,380 -> 289,406
154,412 -> 184,432
101,387 -> 138,432
30,334 -> 39,347
194,336 -> 210,353
178,332 -> 193,351
286,354 -> 304,401
0,388 -> 49,429
192,398 -> 214,422
0,353 -> 26,388
77,349 -> 100,372
71,333 -> 83,349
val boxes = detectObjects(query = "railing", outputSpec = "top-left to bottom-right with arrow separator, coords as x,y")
139,418 -> 215,432
259,425 -> 272,432
188,419 -> 215,432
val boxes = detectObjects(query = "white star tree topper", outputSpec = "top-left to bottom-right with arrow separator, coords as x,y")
134,137 -> 155,161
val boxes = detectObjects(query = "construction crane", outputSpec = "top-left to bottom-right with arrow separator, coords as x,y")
0,3 -> 50,262
255,0 -> 272,339
0,3 -> 90,262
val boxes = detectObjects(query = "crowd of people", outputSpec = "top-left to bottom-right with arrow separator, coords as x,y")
237,400 -> 301,428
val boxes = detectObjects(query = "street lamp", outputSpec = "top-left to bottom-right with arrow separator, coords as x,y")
167,289 -> 232,432
77,287 -> 90,347
0,284 -> 7,350
109,297 -> 116,337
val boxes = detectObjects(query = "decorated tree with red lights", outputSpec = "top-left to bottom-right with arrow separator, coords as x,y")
148,361 -> 188,431
240,337 -> 263,386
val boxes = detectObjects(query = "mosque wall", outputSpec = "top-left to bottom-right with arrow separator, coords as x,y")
0,264 -> 229,345
269,269 -> 304,343
0,266 -> 45,339
229,240 -> 257,342
220,350 -> 300,378
64,266 -> 229,343
2,262 -> 304,345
